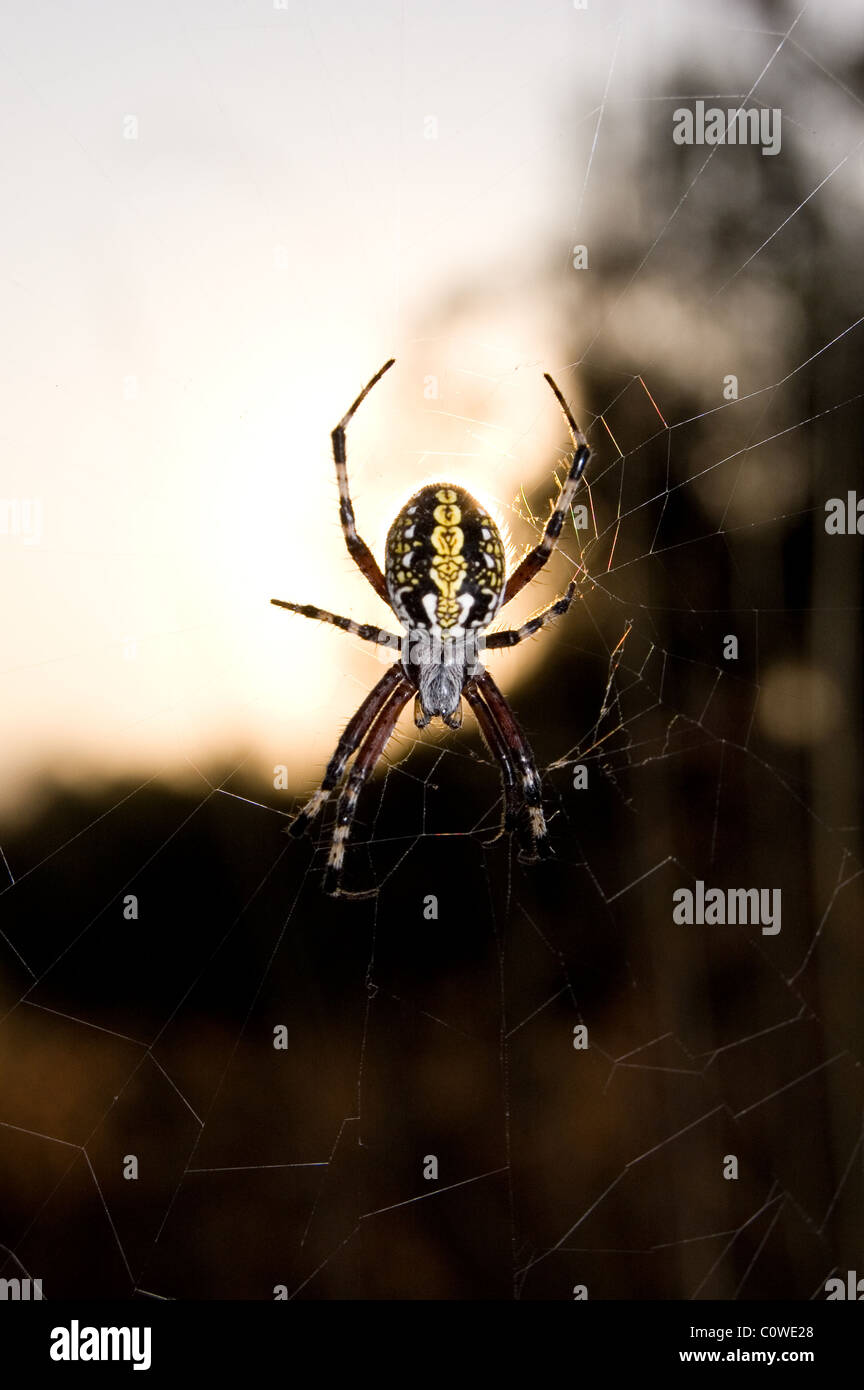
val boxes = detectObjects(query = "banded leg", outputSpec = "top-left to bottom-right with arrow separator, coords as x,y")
474,668 -> 551,861
332,358 -> 396,606
463,681 -> 519,841
286,664 -> 405,839
502,374 -> 590,606
271,598 -> 401,650
323,676 -> 414,897
485,580 -> 578,650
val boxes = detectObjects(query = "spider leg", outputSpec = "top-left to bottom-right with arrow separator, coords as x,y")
462,681 -> 520,842
502,374 -> 590,607
323,676 -> 414,897
485,579 -> 579,650
286,664 -> 405,839
332,358 -> 397,607
271,598 -> 401,650
472,668 -> 551,861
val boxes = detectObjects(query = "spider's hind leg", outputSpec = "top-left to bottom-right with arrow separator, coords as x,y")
322,676 -> 414,897
286,664 -> 404,839
463,682 -> 520,844
473,669 -> 553,862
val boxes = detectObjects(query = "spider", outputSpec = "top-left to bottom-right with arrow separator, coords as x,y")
271,358 -> 590,896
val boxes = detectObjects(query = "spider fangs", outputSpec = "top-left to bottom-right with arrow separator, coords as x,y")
271,359 -> 590,897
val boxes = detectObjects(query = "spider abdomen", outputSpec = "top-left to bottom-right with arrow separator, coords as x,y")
384,484 -> 506,634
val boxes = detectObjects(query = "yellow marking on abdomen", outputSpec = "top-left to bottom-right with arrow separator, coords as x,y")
429,489 -> 467,627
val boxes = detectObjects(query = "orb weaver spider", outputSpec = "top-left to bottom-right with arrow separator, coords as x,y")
271,359 -> 590,896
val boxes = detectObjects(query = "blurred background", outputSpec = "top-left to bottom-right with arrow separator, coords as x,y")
1,0 -> 862,1298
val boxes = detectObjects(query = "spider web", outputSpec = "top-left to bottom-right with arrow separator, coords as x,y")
1,0 -> 862,1301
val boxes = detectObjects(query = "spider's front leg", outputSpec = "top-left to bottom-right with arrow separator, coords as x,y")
331,358 -> 397,606
502,375 -> 590,607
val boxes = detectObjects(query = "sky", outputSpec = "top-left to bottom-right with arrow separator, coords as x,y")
1,0 -> 860,812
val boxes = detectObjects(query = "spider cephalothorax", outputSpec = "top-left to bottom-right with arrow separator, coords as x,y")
271,358 -> 590,896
